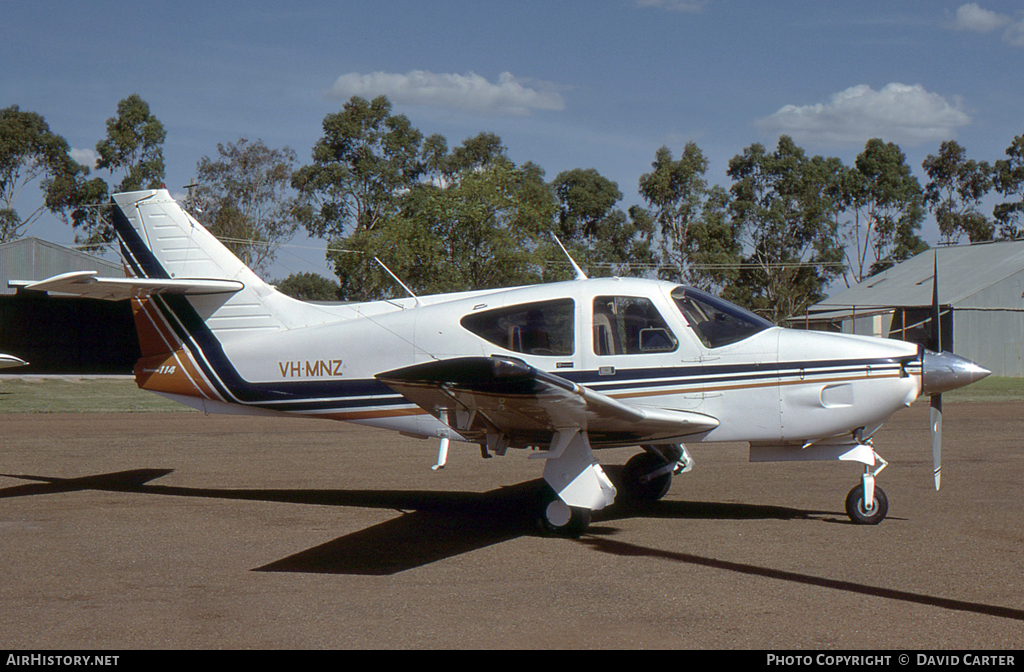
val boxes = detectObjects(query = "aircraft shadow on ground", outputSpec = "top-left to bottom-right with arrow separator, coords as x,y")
2,467 -> 1022,622
0,466 -> 825,576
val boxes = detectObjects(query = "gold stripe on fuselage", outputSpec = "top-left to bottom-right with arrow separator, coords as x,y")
298,369 -> 909,422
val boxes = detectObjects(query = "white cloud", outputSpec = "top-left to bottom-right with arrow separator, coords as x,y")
756,83 -> 972,148
70,147 -> 98,169
325,70 -> 565,116
634,0 -> 709,12
947,3 -> 1024,47
949,3 -> 1011,32
1003,18 -> 1024,46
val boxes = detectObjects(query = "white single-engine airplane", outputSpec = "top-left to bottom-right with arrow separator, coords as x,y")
14,190 -> 991,536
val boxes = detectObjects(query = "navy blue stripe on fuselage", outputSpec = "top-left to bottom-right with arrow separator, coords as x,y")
559,357 -> 907,393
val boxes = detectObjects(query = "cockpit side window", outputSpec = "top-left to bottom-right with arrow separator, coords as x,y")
461,299 -> 575,356
672,286 -> 773,348
592,296 -> 678,355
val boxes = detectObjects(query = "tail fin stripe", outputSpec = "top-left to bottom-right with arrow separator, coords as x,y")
136,299 -> 223,402
111,203 -> 170,280
151,295 -> 236,403
111,192 -> 411,413
149,294 -> 408,412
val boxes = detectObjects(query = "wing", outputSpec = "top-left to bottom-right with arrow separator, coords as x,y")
376,356 -> 719,448
9,271 -> 244,301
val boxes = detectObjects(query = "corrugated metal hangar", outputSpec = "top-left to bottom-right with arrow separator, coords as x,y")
0,238 -> 139,374
801,240 -> 1024,377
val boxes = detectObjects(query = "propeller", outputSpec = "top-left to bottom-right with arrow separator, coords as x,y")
921,252 -> 991,490
930,254 -> 942,491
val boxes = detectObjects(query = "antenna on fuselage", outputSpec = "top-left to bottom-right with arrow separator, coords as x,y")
552,234 -> 588,281
374,257 -> 421,307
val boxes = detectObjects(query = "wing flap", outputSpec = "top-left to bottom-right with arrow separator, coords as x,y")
10,271 -> 244,301
377,356 -> 719,447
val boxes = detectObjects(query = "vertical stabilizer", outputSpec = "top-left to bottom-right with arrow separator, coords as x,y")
113,190 -> 266,287
110,190 -> 342,404
111,189 -> 335,339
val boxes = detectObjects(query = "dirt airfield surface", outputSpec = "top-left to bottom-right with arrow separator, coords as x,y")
1,401 -> 1021,649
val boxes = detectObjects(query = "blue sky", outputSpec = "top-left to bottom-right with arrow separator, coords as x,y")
3,1 -> 1023,285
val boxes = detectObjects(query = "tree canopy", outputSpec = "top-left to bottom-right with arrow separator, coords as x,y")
640,143 -> 740,293
841,138 -> 926,284
725,136 -> 846,322
292,95 -> 425,240
0,105 -> 88,243
273,271 -> 340,301
923,140 -> 993,245
194,138 -> 299,276
75,94 -> 169,250
994,135 -> 1024,240
95,94 -> 166,194
10,91 -> 1024,322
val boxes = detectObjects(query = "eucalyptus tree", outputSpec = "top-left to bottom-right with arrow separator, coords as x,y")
0,105 -> 88,243
313,122 -> 557,300
638,143 -> 741,293
726,136 -> 846,323
371,158 -> 555,297
423,157 -> 555,291
273,272 -> 340,301
193,138 -> 299,277
923,140 -> 994,245
95,94 -> 167,193
841,138 -> 927,285
993,134 -> 1024,240
292,95 -> 425,239
550,167 -> 655,279
65,94 -> 168,250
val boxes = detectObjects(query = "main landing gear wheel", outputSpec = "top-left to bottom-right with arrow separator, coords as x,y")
619,451 -> 673,501
845,483 -> 888,525
538,491 -> 592,538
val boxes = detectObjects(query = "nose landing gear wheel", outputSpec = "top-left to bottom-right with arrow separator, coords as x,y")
845,483 -> 888,525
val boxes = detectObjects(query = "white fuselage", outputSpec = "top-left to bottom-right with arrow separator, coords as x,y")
166,276 -> 921,451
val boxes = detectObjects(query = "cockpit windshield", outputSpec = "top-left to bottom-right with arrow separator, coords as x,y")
671,286 -> 774,348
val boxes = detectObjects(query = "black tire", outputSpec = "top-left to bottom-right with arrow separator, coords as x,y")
845,483 -> 888,525
538,493 -> 592,538
619,451 -> 673,501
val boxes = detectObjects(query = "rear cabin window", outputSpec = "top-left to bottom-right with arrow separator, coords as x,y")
592,296 -> 678,355
460,299 -> 575,356
671,286 -> 773,348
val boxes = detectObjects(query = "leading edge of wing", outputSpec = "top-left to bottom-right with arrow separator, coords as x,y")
376,356 -> 719,445
9,271 -> 244,301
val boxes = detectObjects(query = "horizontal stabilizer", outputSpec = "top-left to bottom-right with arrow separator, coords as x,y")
377,356 -> 719,448
9,270 -> 244,301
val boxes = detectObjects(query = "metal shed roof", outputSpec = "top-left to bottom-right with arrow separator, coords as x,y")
812,240 -> 1024,310
0,237 -> 124,295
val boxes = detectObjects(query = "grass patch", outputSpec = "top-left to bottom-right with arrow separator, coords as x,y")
944,376 -> 1024,403
0,377 -> 193,413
